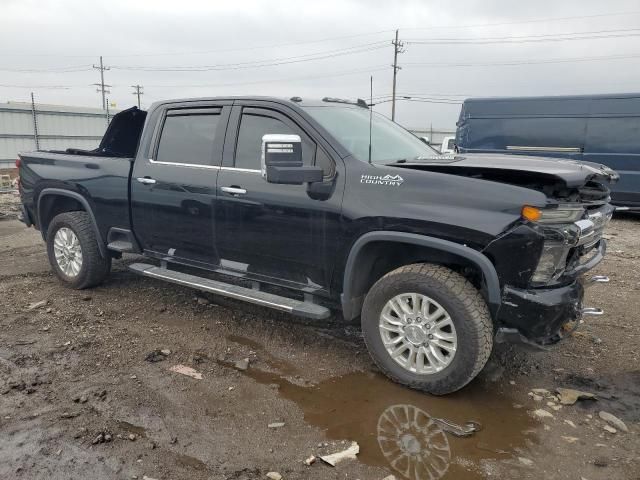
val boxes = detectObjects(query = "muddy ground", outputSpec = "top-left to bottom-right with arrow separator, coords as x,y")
1,191 -> 639,480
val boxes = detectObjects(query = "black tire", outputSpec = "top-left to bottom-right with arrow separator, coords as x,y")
361,263 -> 493,395
46,211 -> 111,289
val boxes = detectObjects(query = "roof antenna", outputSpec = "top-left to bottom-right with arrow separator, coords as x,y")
368,75 -> 373,164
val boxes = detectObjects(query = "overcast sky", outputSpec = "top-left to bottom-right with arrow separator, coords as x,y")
2,0 -> 640,129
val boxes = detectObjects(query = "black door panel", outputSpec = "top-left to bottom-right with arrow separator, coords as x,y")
215,105 -> 344,293
131,104 -> 229,266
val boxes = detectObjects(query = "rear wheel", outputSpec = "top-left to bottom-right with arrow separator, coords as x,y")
361,263 -> 493,395
46,211 -> 111,289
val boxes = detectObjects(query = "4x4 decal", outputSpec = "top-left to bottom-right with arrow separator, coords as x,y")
360,174 -> 404,186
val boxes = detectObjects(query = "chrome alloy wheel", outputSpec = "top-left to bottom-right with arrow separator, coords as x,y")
377,404 -> 450,480
53,227 -> 83,277
379,293 -> 457,374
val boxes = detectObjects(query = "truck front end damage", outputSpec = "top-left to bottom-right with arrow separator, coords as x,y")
397,152 -> 618,348
486,202 -> 614,348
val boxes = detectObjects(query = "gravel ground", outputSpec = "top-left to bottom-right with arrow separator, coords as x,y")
1,195 -> 639,480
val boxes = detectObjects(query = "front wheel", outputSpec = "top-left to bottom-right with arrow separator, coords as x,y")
361,263 -> 493,395
46,211 -> 111,289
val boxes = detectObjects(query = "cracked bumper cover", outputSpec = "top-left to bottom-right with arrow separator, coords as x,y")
495,239 -> 606,345
496,281 -> 583,344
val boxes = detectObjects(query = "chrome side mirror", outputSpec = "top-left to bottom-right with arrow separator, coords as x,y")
261,134 -> 323,185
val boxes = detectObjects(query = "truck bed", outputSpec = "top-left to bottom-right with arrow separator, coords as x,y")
17,106 -> 147,239
18,151 -> 133,241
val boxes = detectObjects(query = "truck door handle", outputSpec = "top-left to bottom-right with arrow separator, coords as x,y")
221,186 -> 247,196
136,177 -> 156,185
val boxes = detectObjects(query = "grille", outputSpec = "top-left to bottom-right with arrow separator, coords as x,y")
582,204 -> 614,250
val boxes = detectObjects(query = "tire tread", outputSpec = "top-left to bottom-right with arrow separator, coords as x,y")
361,263 -> 493,395
46,211 -> 111,289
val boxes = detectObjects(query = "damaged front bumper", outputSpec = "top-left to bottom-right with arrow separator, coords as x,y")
495,239 -> 608,349
496,282 -> 582,349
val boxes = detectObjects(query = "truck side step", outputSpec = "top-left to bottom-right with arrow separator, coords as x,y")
107,240 -> 135,253
128,263 -> 331,320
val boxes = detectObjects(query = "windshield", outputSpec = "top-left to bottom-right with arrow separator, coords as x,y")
302,105 -> 440,164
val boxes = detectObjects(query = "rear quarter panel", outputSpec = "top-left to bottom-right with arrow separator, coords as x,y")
19,151 -> 132,239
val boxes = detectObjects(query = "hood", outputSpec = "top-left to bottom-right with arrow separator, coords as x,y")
392,153 -> 618,189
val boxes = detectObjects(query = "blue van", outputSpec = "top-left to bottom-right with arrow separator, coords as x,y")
455,93 -> 640,206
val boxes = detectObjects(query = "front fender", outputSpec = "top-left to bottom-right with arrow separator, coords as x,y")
340,231 -> 501,320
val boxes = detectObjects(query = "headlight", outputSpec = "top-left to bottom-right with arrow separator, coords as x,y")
522,205 -> 585,224
531,241 -> 572,283
524,205 -> 587,284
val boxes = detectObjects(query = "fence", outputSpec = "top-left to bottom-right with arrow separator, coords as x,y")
0,101 -> 116,168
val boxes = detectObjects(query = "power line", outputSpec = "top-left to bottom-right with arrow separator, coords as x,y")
0,65 -> 390,91
0,42 -> 388,74
111,41 -> 388,72
4,10 -> 640,60
108,30 -> 394,58
406,27 -> 640,45
0,30 -> 395,58
401,10 -> 640,31
0,9 -> 640,65
404,53 -> 640,68
0,65 -> 92,73
144,65 -> 389,88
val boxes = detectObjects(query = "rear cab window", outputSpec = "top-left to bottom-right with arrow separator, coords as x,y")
155,108 -> 222,166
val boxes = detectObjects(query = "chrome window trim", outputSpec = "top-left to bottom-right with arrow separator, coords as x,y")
148,158 -> 220,170
223,167 -> 261,174
148,158 -> 261,173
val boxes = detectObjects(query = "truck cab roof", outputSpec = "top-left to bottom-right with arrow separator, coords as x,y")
150,96 -> 369,110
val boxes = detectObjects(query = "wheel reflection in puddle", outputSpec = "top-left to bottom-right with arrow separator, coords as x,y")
378,404 -> 451,480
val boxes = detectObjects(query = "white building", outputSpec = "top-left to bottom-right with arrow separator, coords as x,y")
0,101 -> 117,168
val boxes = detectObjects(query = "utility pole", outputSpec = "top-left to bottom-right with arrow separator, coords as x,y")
391,29 -> 405,122
92,56 -> 111,110
30,92 -> 40,150
131,84 -> 144,108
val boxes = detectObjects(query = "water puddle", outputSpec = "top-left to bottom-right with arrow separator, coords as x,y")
224,336 -> 536,480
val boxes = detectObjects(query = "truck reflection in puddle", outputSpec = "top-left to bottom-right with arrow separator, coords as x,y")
223,335 -> 535,479
378,404 -> 451,480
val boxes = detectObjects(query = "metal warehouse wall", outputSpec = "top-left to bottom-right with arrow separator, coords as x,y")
0,102 -> 117,168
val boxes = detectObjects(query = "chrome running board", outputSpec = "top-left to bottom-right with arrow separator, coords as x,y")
128,263 -> 330,320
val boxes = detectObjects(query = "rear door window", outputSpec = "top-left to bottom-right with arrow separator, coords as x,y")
156,110 -> 221,165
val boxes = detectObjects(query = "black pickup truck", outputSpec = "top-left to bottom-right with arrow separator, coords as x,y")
17,96 -> 617,394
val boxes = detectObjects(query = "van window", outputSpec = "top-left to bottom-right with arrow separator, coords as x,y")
156,113 -> 220,165
586,117 -> 640,153
463,117 -> 586,151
